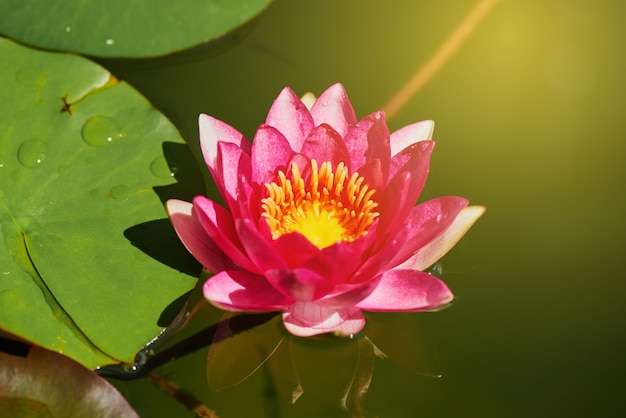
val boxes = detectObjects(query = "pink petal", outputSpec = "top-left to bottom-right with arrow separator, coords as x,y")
204,270 -> 293,311
350,221 -> 410,283
343,111 -> 391,174
267,232 -> 372,287
265,87 -> 315,152
309,83 -> 357,138
373,170 -> 413,240
235,218 -> 289,272
388,140 -> 434,186
265,268 -> 334,302
251,125 -> 294,184
303,238 -> 373,284
300,124 -> 351,168
389,196 -> 468,267
354,158 -> 384,191
389,120 -> 434,157
199,114 -> 250,173
287,152 -> 310,173
264,221 -> 373,286
192,196 -> 260,274
166,199 -> 236,273
234,173 -> 260,222
282,302 -> 365,337
271,232 -> 321,268
215,141 -> 251,210
396,205 -> 486,271
380,141 -> 435,236
316,279 -> 381,309
355,269 -> 453,311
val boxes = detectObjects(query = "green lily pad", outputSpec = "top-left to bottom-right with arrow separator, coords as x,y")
0,37 -> 199,369
0,339 -> 139,417
0,0 -> 272,58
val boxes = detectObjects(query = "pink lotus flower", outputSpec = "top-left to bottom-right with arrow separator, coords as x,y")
167,83 -> 484,337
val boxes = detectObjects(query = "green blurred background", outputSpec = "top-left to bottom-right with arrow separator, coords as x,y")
105,0 -> 626,416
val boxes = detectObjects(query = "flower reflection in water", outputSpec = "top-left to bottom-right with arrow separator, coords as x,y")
206,307 -> 444,416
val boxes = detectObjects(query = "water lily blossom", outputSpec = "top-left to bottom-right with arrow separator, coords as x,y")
167,83 -> 484,337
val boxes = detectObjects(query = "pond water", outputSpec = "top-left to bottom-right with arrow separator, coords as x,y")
105,0 -> 626,416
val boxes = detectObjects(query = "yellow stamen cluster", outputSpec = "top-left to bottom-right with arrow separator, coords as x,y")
261,159 -> 379,249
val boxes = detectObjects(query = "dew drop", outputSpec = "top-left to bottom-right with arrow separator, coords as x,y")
150,156 -> 174,178
427,261 -> 444,276
105,39 -> 114,45
107,184 -> 131,201
17,139 -> 48,168
82,116 -> 125,146
65,26 -> 72,32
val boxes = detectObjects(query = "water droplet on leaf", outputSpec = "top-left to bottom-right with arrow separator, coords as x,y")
149,156 -> 174,178
107,184 -> 131,201
82,116 -> 125,146
17,139 -> 48,168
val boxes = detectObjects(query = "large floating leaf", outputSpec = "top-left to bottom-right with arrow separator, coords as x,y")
0,0 -> 272,57
0,37 -> 199,369
0,339 -> 139,417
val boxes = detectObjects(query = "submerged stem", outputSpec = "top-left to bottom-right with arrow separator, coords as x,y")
97,312 -> 278,380
148,372 -> 219,418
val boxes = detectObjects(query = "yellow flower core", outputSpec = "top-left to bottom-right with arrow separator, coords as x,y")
261,159 -> 379,249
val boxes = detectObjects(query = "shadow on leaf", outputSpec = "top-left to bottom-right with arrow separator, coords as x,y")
124,219 -> 201,279
153,141 -> 207,204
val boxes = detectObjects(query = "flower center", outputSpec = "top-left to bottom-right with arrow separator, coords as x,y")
261,159 -> 379,249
